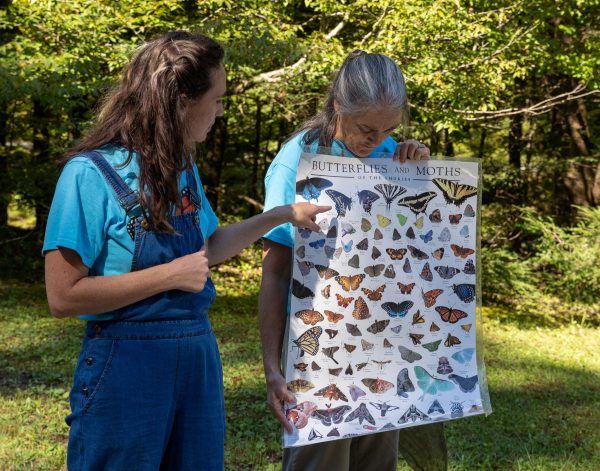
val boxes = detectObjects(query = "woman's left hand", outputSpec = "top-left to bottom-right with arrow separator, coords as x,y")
394,139 -> 430,162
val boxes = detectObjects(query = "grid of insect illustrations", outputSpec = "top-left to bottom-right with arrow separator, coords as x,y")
283,152 -> 490,447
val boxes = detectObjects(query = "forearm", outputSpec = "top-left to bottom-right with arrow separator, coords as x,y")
206,207 -> 291,266
258,272 -> 289,377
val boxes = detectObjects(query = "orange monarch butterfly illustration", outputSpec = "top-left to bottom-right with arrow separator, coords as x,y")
436,306 -> 468,324
292,326 -> 322,356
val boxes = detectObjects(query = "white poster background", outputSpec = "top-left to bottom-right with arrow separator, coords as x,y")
283,151 -> 491,448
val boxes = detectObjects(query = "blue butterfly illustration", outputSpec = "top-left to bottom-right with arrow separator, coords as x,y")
460,225 -> 470,238
451,348 -> 475,364
381,301 -> 413,318
298,227 -> 312,239
357,190 -> 380,214
309,238 -> 326,249
326,189 -> 353,218
419,230 -> 433,243
342,239 -> 353,253
296,176 -> 333,202
452,283 -> 476,303
448,374 -> 479,393
438,228 -> 451,242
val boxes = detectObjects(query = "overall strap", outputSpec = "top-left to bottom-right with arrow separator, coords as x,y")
185,167 -> 203,211
84,151 -> 141,214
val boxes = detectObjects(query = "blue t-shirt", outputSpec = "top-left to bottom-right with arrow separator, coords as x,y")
43,145 -> 219,279
263,132 -> 397,247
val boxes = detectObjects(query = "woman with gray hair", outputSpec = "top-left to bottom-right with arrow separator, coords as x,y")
258,50 -> 447,471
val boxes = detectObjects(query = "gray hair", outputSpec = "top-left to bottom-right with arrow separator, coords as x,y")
294,50 -> 408,147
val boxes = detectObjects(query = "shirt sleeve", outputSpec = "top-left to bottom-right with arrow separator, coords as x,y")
192,164 -> 219,240
43,159 -> 110,269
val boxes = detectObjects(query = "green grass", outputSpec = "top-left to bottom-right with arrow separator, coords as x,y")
1,251 -> 599,470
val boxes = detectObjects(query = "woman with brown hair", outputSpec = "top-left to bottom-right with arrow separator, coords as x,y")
43,30 -> 327,470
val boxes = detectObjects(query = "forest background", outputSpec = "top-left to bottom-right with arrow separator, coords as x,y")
0,0 -> 599,470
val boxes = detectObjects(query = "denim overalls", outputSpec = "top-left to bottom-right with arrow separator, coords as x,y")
66,152 -> 224,470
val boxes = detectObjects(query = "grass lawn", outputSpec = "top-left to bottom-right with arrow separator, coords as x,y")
1,250 -> 599,470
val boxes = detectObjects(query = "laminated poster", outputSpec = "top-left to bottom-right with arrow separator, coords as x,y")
283,149 -> 492,448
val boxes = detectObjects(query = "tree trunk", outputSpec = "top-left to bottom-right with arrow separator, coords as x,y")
566,95 -> 591,156
477,127 -> 486,160
199,117 -> 227,212
249,99 -> 261,214
32,100 -> 54,232
0,109 -> 9,230
508,113 -> 522,169
443,129 -> 454,157
564,161 -> 600,208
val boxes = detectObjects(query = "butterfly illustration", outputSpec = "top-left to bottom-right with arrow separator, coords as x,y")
374,228 -> 383,240
396,214 -> 408,226
362,284 -> 386,301
341,239 -> 353,252
348,254 -> 360,269
422,339 -> 442,352
357,190 -> 380,214
345,403 -> 375,425
434,265 -> 461,280
344,343 -> 356,353
450,401 -> 464,418
374,184 -> 407,211
296,259 -> 314,276
361,218 -> 372,232
432,178 -> 477,206
460,225 -> 470,238
398,346 -> 422,363
327,428 -> 340,437
403,258 -> 412,273
367,319 -> 390,334
390,324 -> 403,334
422,288 -> 443,308
438,227 -> 451,242
398,282 -> 415,294
362,378 -> 394,394
326,224 -> 337,238
335,274 -> 365,291
325,310 -> 344,323
335,294 -> 354,308
308,428 -> 323,441
419,229 -> 433,244
295,245 -> 306,258
461,323 -> 472,332
397,368 -> 416,397
452,283 -> 476,303
428,400 -> 445,415
287,379 -> 315,393
429,209 -> 442,223
314,384 -> 348,402
356,361 -> 369,371
452,348 -> 475,364
309,238 -> 326,249
444,333 -> 462,347
356,238 -> 369,250
323,285 -> 332,301
312,361 -> 321,371
370,401 -> 399,417
406,226 -> 416,239
450,244 -> 475,258
448,374 -> 479,393
436,306 -> 468,324
371,246 -> 382,259
345,363 -> 353,375
325,189 -> 353,218
325,328 -> 338,339
381,301 -> 413,318
409,333 -> 424,345
393,228 -> 401,241
449,213 -> 462,225
329,367 -> 342,376
412,310 -> 425,325
414,366 -> 454,400
372,359 -> 392,371
345,323 -> 362,337
294,362 -> 308,371
415,216 -> 424,229
398,404 -> 430,424
312,405 -> 352,426
322,346 -> 340,364
315,264 -> 339,280
386,248 -> 407,260
352,297 -> 371,320
430,322 -> 440,332
407,245 -> 429,260
341,222 -> 355,237
420,262 -> 433,282
383,338 -> 393,348
298,227 -> 312,239
324,245 -> 343,259
464,204 -> 475,217
361,339 -> 374,351
294,309 -> 324,325
348,384 -> 367,402
292,279 -> 314,299
296,176 -> 333,202
432,248 -> 444,260
364,264 -> 385,277
377,214 -> 391,228
384,264 -> 396,279
397,191 -> 437,215
292,327 -> 322,356
463,259 -> 475,275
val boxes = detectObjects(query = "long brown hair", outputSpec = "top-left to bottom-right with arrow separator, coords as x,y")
65,31 -> 224,232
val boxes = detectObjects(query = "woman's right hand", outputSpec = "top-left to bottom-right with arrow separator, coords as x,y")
166,249 -> 211,292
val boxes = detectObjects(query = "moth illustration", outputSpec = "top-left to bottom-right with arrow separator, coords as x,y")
398,404 -> 430,424
345,403 -> 375,425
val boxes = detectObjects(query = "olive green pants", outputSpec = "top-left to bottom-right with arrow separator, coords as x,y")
283,422 -> 447,471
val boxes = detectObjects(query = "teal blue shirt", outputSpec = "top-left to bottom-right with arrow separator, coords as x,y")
263,132 -> 397,247
43,145 -> 219,278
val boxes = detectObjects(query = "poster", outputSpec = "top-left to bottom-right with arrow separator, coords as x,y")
283,150 -> 492,448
